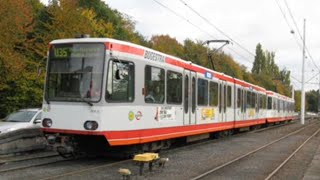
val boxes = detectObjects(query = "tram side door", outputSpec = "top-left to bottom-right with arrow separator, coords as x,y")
219,80 -> 227,122
242,90 -> 247,120
183,70 -> 196,125
235,87 -> 244,121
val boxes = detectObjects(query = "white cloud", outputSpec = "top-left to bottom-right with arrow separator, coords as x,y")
41,0 -> 320,90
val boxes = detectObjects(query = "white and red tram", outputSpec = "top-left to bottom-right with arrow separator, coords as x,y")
41,36 -> 295,155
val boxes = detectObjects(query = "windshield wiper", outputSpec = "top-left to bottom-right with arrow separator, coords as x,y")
81,98 -> 93,106
6,120 -> 22,122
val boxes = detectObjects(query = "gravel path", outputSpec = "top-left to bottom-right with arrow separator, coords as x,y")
200,123 -> 320,180
0,119 -> 318,180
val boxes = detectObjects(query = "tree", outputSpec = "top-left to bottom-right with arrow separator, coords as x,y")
306,90 -> 318,112
150,35 -> 184,58
78,0 -> 149,46
183,39 -> 207,66
294,90 -> 301,112
0,0 -> 43,117
250,43 -> 291,97
0,0 -> 151,117
252,43 -> 264,74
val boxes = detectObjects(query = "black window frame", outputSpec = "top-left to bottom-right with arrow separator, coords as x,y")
227,85 -> 232,107
144,65 -> 165,104
105,59 -> 135,103
197,78 -> 208,106
209,81 -> 219,106
167,70 -> 183,104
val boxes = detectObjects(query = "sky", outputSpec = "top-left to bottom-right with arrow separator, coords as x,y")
105,0 -> 320,91
40,0 -> 320,91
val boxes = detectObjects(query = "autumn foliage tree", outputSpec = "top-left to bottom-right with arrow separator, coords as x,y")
0,0 -> 44,117
0,0 -> 302,118
251,43 -> 291,96
0,0 -> 148,117
150,35 -> 184,58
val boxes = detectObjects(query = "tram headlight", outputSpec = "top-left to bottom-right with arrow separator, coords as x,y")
84,121 -> 98,130
42,118 -> 52,128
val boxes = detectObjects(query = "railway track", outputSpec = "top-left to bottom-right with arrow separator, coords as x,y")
165,119 -> 298,154
191,121 -> 320,180
0,154 -> 67,173
0,152 -> 59,165
0,154 -> 128,179
38,159 -> 131,180
265,127 -> 320,179
0,118 -> 311,179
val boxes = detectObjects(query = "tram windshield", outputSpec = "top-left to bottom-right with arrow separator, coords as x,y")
46,43 -> 105,102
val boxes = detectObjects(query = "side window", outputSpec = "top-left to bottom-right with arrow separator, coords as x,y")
267,97 -> 272,109
192,77 -> 196,113
197,78 -> 208,106
106,60 -> 134,102
260,95 -> 265,109
252,92 -> 256,108
167,71 -> 182,104
184,75 -> 189,113
209,82 -> 219,106
237,88 -> 242,108
227,86 -> 232,107
145,66 -> 165,104
247,91 -> 252,108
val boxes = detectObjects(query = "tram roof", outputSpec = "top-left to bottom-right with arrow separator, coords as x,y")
50,38 -> 292,100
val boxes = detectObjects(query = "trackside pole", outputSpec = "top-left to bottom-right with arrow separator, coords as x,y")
301,19 -> 306,125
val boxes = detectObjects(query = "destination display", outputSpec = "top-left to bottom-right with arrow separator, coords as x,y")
51,44 -> 104,58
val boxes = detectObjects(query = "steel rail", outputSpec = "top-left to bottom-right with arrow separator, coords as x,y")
0,158 -> 70,173
39,159 -> 131,180
265,127 -> 320,180
191,121 -> 318,180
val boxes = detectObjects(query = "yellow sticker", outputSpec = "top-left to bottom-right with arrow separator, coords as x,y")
128,111 -> 134,121
249,109 -> 255,117
201,108 -> 214,120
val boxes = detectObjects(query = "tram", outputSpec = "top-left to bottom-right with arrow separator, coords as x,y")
41,36 -> 295,156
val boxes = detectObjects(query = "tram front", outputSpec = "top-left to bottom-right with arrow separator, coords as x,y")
41,41 -> 107,156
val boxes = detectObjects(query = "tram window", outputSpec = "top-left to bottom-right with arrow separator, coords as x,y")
243,90 -> 247,111
267,97 -> 271,109
237,88 -> 242,108
167,71 -> 182,104
145,65 -> 165,104
192,77 -> 196,113
247,91 -> 252,108
227,86 -> 232,107
184,75 -> 189,114
106,60 -> 134,102
252,92 -> 256,108
261,95 -> 266,109
259,94 -> 263,109
209,82 -> 219,106
197,78 -> 208,106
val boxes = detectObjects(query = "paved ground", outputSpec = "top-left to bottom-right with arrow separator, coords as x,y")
1,119 -> 320,180
303,141 -> 320,180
